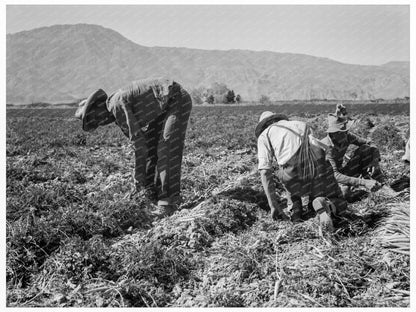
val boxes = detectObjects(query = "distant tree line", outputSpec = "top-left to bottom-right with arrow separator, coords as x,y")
190,82 -> 241,104
189,83 -> 410,105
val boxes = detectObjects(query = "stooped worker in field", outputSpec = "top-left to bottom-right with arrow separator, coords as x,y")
75,77 -> 192,217
255,111 -> 347,233
320,104 -> 383,201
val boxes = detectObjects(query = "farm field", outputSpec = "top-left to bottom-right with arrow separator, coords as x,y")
6,104 -> 410,307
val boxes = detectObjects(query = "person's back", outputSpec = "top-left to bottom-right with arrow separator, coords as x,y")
75,77 -> 193,218
256,111 -> 347,234
257,119 -> 308,168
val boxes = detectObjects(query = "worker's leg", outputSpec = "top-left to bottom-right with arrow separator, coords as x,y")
143,112 -> 165,202
311,153 -> 347,216
312,197 -> 334,235
342,144 -> 383,182
157,86 -> 192,208
278,167 -> 305,223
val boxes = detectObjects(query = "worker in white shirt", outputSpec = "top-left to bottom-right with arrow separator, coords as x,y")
255,111 -> 347,233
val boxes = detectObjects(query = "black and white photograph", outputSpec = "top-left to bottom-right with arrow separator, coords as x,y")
4,1 -> 413,308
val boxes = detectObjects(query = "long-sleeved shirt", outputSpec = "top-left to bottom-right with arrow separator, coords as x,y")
105,78 -> 175,186
106,77 -> 174,140
320,132 -> 368,186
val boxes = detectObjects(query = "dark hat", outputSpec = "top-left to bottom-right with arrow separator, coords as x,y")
326,113 -> 354,133
75,89 -> 111,131
255,111 -> 289,138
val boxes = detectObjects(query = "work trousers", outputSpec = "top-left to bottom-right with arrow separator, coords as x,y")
277,144 -> 347,214
340,144 -> 382,181
142,83 -> 192,206
338,144 -> 382,198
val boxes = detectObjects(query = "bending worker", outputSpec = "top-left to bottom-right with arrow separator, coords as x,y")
75,77 -> 193,217
320,104 -> 383,201
256,111 -> 347,233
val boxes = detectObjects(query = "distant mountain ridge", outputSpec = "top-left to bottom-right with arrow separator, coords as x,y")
6,24 -> 410,104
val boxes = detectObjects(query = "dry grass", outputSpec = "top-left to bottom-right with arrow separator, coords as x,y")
375,202 -> 409,256
6,106 -> 410,307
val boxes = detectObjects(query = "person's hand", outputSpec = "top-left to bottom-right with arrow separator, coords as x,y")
271,207 -> 290,221
362,179 -> 382,192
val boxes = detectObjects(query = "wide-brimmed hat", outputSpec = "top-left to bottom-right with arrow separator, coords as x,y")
255,111 -> 289,138
75,89 -> 110,131
326,113 -> 354,133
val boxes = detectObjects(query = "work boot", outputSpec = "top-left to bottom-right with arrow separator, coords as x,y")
290,201 -> 303,223
312,197 -> 334,236
291,209 -> 303,223
326,197 -> 348,217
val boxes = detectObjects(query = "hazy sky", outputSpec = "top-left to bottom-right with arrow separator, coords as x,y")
6,4 -> 410,65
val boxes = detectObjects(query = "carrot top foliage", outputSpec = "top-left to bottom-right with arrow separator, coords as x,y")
6,104 -> 409,307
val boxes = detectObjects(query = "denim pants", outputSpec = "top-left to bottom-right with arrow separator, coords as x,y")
142,84 -> 192,206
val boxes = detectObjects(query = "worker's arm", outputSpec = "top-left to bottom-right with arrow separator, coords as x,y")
260,169 -> 289,220
326,147 -> 380,191
257,134 -> 288,220
119,102 -> 147,190
348,132 -> 369,146
326,146 -> 363,186
348,132 -> 382,177
120,101 -> 141,141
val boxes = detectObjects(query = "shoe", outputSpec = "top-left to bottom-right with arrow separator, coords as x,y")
290,209 -> 303,223
289,199 -> 304,223
312,197 -> 334,236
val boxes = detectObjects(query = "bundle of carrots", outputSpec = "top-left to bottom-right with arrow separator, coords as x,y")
377,203 -> 409,255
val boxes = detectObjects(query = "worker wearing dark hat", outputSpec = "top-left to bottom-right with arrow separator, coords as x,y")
256,111 -> 347,234
320,104 -> 383,200
75,77 -> 192,217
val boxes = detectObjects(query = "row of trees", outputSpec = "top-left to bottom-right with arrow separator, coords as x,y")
190,82 -> 241,104
189,83 -> 411,105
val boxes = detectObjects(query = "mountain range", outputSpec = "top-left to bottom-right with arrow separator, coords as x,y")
6,24 -> 410,104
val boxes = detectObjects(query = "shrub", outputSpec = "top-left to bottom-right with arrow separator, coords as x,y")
350,117 -> 375,139
259,95 -> 271,105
